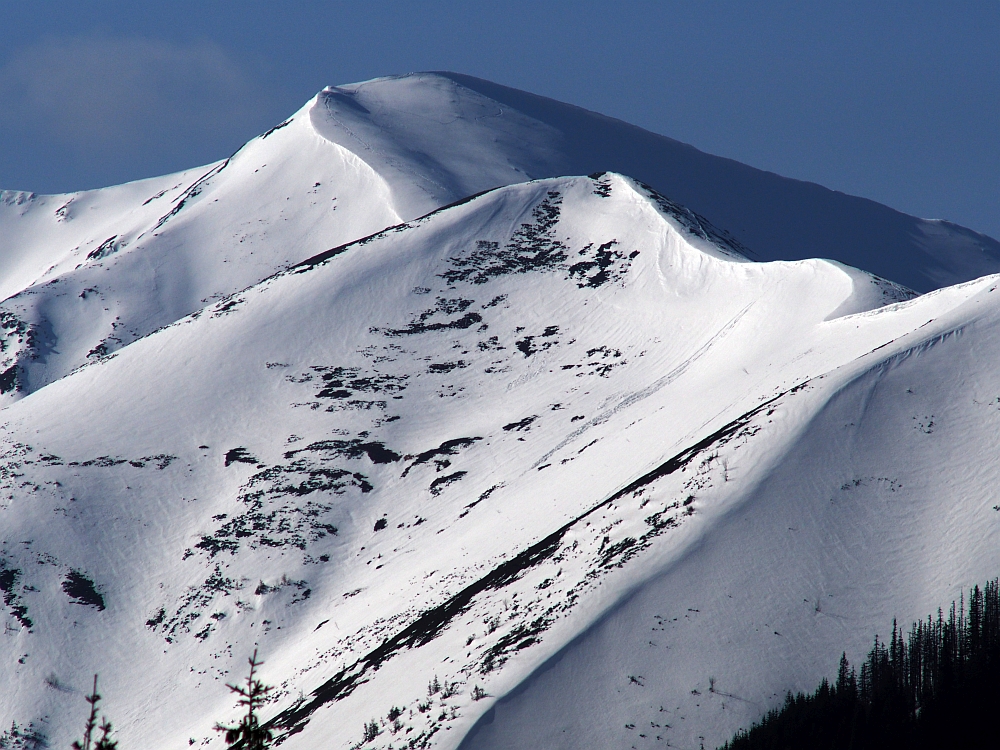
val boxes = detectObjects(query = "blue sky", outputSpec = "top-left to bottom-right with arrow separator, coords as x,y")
1,1 -> 997,239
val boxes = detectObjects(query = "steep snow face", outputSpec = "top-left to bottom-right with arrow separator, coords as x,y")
0,173 -> 992,750
0,105 -> 400,402
309,77 -> 566,218
460,281 -> 1000,750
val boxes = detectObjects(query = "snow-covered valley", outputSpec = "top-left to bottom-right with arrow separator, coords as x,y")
2,74 -> 999,750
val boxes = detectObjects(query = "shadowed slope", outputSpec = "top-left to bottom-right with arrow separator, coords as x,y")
441,72 -> 1000,293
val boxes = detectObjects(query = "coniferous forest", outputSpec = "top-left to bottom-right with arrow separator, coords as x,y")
720,579 -> 1000,749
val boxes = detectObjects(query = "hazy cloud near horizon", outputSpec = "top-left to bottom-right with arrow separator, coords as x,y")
0,35 -> 275,190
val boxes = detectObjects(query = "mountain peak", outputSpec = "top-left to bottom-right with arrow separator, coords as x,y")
2,71 -> 999,750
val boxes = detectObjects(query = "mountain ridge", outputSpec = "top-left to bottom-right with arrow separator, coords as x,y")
3,72 -> 999,407
1,74 -> 999,750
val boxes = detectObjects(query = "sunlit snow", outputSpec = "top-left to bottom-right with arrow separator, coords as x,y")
1,74 -> 999,750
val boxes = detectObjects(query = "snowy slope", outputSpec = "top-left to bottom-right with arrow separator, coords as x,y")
4,73 -> 1000,407
251,71 -> 1000,294
1,172 -> 998,750
0,103 -> 400,401
460,280 -> 1000,750
298,71 -> 1000,293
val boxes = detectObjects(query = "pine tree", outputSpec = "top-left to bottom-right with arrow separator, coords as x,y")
216,650 -> 274,750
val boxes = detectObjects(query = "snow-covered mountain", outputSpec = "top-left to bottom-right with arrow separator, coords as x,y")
0,100 -> 401,402
1,75 -> 999,750
4,73 -> 1000,407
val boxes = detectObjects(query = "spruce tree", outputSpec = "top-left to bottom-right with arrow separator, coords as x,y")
72,675 -> 118,750
216,650 -> 274,750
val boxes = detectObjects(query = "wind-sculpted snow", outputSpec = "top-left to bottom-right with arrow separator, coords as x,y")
0,101 -> 400,404
307,71 -> 1000,292
3,170 -> 995,750
436,72 -> 1000,293
4,72 -> 999,410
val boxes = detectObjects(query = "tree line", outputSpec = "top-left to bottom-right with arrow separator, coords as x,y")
721,578 -> 1000,749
